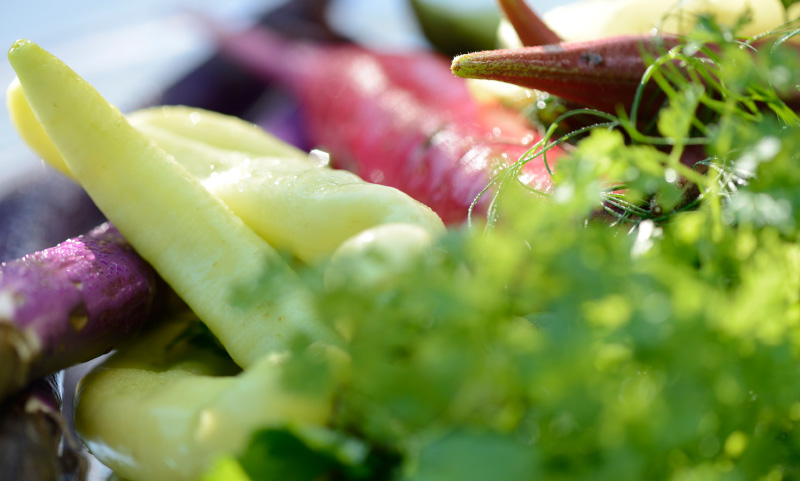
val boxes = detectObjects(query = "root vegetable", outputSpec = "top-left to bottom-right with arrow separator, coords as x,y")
452,33 -> 800,120
0,223 -> 155,400
452,34 -> 683,118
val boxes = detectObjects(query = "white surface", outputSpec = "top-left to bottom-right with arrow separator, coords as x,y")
328,0 -> 574,51
0,0 -> 284,193
0,0 -> 573,193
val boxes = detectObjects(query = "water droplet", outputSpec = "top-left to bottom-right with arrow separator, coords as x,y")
369,170 -> 385,183
308,149 -> 330,168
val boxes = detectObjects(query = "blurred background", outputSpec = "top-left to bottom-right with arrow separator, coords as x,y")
0,0 -> 276,192
0,0 -> 571,193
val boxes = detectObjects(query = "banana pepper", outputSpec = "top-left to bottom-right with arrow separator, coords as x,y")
74,316 -> 345,481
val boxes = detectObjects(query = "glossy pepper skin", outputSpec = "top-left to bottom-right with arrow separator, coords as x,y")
8,83 -> 445,265
211,24 -> 565,224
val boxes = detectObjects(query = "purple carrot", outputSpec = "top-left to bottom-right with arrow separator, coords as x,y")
0,373 -> 87,481
453,33 -> 800,119
0,222 -> 156,400
452,34 -> 684,117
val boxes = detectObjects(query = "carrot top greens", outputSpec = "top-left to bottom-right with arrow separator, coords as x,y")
204,15 -> 800,481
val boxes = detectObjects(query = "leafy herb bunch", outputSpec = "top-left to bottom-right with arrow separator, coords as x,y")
220,14 -> 800,481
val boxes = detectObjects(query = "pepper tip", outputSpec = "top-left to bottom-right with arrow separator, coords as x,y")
8,39 -> 32,58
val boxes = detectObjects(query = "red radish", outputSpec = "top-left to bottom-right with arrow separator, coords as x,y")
209,23 -> 565,224
497,0 -> 562,47
0,222 -> 156,400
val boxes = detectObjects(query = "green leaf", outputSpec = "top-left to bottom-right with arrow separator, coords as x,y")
228,427 -> 401,481
408,0 -> 500,57
781,0 -> 800,10
200,457 -> 252,481
213,13 -> 800,481
237,429 -> 338,481
407,431 -> 537,481
657,83 -> 704,141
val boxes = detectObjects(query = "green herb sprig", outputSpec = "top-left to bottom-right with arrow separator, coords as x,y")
210,15 -> 800,481
482,14 -> 800,230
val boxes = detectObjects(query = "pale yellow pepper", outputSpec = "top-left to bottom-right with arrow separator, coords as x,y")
75,318 -> 344,481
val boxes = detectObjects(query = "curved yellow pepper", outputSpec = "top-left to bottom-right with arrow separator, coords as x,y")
75,318 -> 343,481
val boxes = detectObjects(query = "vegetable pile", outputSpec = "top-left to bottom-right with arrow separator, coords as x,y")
5,1 -> 800,480
205,20 -> 563,224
